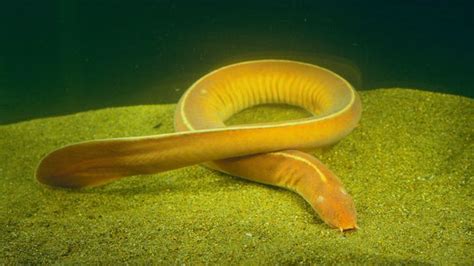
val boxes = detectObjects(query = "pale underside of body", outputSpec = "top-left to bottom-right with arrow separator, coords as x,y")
36,60 -> 362,231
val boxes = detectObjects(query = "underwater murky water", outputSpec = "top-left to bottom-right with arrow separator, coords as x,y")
2,2 -> 473,263
1,1 -> 472,125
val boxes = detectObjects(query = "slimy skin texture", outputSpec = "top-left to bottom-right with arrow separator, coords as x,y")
36,60 -> 362,231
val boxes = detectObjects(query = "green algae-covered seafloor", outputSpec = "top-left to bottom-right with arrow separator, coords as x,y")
1,88 -> 473,264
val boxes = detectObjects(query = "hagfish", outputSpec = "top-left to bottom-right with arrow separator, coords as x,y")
36,60 -> 362,231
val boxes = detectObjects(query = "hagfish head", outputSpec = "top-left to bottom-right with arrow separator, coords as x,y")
311,184 -> 358,231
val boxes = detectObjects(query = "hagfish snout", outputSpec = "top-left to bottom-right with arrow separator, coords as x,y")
311,184 -> 357,231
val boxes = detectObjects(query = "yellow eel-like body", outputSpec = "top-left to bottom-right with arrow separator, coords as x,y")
36,60 -> 362,231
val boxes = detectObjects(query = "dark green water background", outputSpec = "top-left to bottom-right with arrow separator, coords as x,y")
1,1 -> 472,124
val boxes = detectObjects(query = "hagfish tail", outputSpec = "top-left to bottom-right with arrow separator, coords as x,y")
36,60 -> 362,231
